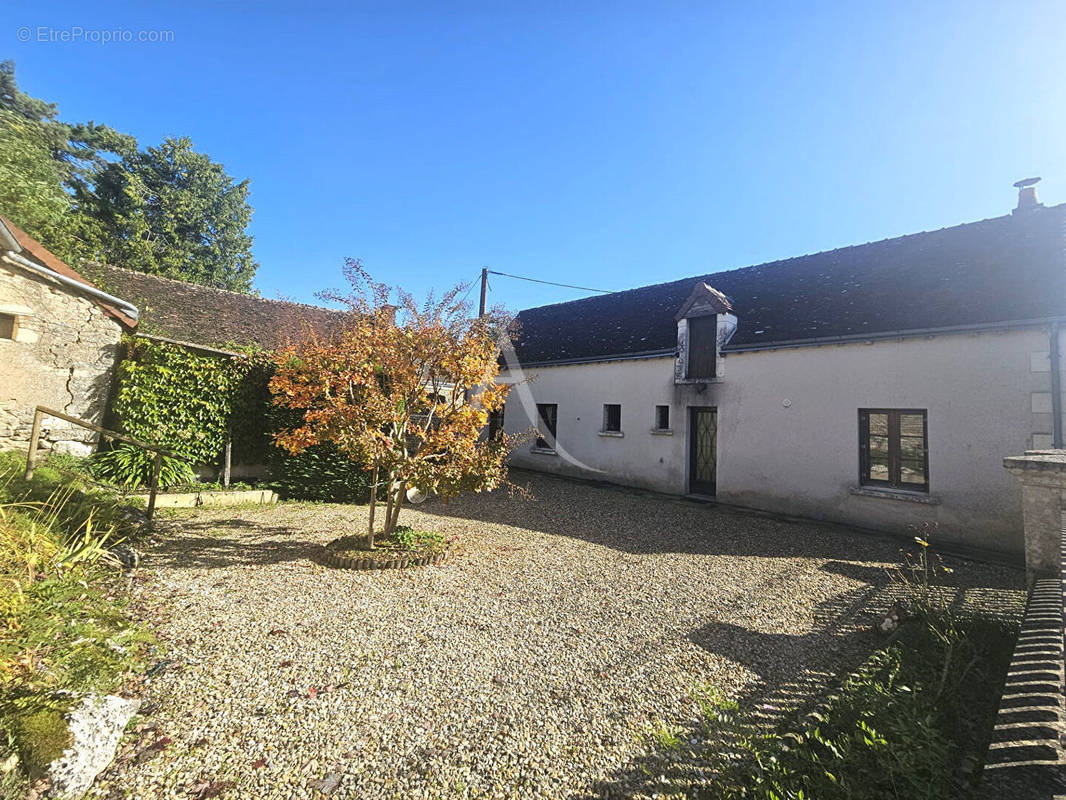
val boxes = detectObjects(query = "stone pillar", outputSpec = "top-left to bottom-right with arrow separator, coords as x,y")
1004,450 -> 1066,583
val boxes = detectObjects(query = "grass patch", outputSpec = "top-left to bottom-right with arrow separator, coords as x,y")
0,451 -> 154,786
328,526 -> 449,563
10,709 -> 70,777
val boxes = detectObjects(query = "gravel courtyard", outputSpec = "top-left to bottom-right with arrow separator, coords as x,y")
89,471 -> 1025,800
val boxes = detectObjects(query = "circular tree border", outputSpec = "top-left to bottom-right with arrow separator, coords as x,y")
319,543 -> 452,570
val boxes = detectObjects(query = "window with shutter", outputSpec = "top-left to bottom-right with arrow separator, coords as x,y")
686,315 -> 717,379
602,404 -> 621,433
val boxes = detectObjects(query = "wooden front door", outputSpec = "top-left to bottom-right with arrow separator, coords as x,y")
689,406 -> 717,495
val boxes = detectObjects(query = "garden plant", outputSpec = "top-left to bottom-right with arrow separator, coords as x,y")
271,260 -> 518,549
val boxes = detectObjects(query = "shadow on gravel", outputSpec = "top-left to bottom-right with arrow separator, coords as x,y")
418,472 -> 1023,575
419,480 -> 890,560
583,561 -> 1024,798
146,518 -> 327,570
584,575 -> 901,799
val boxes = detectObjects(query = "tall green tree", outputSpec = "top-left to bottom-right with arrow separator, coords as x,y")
0,61 -> 258,292
77,137 -> 258,292
0,107 -> 72,259
0,61 -> 73,258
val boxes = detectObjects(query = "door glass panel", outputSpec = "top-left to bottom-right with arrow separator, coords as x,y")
694,411 -> 716,483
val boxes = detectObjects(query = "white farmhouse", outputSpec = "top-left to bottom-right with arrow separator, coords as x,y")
498,182 -> 1065,558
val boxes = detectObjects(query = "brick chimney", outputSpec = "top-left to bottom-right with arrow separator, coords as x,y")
1013,177 -> 1043,214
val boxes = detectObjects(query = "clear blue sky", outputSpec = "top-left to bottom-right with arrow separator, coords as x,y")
7,0 -> 1066,312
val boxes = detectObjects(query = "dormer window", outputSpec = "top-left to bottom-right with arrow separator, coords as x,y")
674,282 -> 737,384
686,316 -> 718,379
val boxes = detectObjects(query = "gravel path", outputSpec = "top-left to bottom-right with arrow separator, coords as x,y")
89,471 -> 1025,800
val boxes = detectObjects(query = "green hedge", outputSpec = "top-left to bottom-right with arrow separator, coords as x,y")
268,442 -> 372,503
110,336 -> 252,465
265,406 -> 371,502
103,336 -> 272,479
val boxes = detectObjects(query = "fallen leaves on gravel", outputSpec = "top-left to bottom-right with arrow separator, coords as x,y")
187,779 -> 233,799
309,772 -> 343,795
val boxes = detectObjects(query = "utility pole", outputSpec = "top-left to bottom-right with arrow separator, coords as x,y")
478,267 -> 488,317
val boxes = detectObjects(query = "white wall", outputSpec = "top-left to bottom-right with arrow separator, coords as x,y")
501,357 -> 690,494
501,327 -> 1063,556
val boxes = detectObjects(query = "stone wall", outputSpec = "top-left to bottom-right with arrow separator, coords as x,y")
0,259 -> 125,457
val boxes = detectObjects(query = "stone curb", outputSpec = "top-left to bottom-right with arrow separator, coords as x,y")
319,544 -> 452,570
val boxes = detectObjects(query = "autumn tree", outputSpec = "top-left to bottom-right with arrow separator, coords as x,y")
269,261 -> 514,549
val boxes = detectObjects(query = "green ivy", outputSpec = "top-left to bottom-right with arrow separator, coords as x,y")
103,336 -> 369,502
103,336 -> 270,478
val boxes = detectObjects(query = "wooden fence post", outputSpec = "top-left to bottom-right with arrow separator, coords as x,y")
23,407 -> 43,480
147,451 -> 162,519
223,432 -> 232,488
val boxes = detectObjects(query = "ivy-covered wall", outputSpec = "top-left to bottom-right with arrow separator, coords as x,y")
109,336 -> 269,468
104,335 -> 370,501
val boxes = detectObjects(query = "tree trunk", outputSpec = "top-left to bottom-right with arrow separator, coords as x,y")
383,471 -> 396,536
387,481 -> 406,534
366,467 -> 378,549
222,432 -> 232,488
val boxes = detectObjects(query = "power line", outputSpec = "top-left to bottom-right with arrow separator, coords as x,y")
458,271 -> 482,305
486,270 -> 612,295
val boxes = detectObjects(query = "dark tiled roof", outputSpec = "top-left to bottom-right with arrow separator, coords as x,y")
90,264 -> 346,349
510,206 -> 1066,365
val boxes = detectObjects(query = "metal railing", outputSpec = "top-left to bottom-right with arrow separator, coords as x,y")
23,405 -> 189,519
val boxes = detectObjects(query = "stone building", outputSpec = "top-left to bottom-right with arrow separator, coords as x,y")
499,181 -> 1066,558
0,216 -> 138,456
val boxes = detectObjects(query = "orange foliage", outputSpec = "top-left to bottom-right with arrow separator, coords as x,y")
269,261 -> 515,544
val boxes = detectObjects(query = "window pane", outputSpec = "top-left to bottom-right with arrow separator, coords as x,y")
536,403 -> 557,448
899,461 -> 926,484
865,412 -> 890,482
899,413 -> 926,485
656,405 -> 670,430
868,413 -> 888,437
0,314 -> 14,340
687,316 -> 717,379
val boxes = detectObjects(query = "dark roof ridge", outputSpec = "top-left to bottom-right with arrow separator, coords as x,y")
87,262 -> 345,316
518,205 -> 1065,315
509,202 -> 1066,364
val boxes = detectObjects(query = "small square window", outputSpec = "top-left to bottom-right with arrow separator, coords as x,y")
0,313 -> 17,341
602,404 -> 622,433
655,405 -> 670,430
